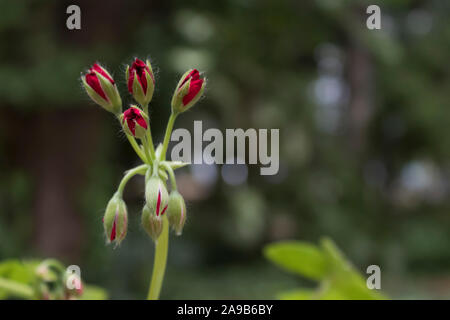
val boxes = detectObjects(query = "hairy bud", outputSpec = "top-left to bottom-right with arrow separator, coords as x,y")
145,176 -> 169,217
171,69 -> 205,114
103,193 -> 128,246
141,205 -> 163,241
167,191 -> 187,235
82,63 -> 122,114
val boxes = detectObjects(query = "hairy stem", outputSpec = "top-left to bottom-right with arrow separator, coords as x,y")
162,163 -> 177,191
125,134 -> 148,163
147,216 -> 169,300
142,136 -> 153,164
160,113 -> 177,161
117,164 -> 148,196
143,104 -> 156,160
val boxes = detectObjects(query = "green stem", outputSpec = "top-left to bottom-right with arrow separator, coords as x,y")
141,137 -> 153,164
160,113 -> 177,161
125,133 -> 148,163
118,114 -> 147,163
147,216 -> 169,300
0,278 -> 34,299
143,104 -> 156,160
162,163 -> 177,191
117,164 -> 148,196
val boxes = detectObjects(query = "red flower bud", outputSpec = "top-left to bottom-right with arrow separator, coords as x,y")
120,106 -> 149,139
82,63 -> 122,114
180,69 -> 204,105
126,58 -> 155,106
171,69 -> 205,113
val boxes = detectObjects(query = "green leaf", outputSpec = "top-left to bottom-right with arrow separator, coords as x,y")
0,260 -> 35,284
264,241 -> 328,280
79,285 -> 108,300
277,289 -> 316,300
0,260 -> 36,299
320,238 -> 387,300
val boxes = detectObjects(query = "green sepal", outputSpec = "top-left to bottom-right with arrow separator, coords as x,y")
141,205 -> 163,241
167,191 -> 187,235
161,160 -> 190,170
82,77 -> 111,111
145,176 -> 169,217
96,72 -> 122,115
103,193 -> 128,246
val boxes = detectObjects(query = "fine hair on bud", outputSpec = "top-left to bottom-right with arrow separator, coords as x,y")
103,193 -> 128,247
167,191 -> 187,236
141,205 -> 163,241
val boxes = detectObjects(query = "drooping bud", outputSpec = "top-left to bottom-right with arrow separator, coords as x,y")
126,58 -> 155,106
103,193 -> 128,246
82,63 -> 122,114
141,205 -> 163,241
171,69 -> 205,114
120,106 -> 149,139
167,191 -> 187,235
145,175 -> 169,217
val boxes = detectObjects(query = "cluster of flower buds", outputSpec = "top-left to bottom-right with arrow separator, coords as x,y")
81,57 -> 205,246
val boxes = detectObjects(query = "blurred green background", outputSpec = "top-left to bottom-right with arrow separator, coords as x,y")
0,0 -> 450,299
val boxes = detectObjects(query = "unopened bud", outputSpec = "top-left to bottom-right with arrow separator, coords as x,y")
145,176 -> 169,217
167,191 -> 187,235
141,205 -> 163,241
171,69 -> 205,114
103,193 -> 128,246
82,63 -> 122,114
126,58 -> 155,106
120,106 -> 149,139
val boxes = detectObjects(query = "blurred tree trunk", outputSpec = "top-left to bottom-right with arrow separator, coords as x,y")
14,109 -> 101,262
347,43 -> 374,153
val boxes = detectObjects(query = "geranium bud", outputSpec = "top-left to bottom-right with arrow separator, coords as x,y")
167,191 -> 187,235
82,63 -> 122,114
120,106 -> 149,139
145,176 -> 169,217
103,193 -> 128,246
126,58 -> 155,106
171,69 -> 205,114
141,205 -> 163,241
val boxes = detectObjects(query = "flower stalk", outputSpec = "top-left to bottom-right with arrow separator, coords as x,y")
81,58 -> 205,299
147,216 -> 169,300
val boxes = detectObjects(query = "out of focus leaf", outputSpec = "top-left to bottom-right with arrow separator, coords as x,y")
277,289 -> 315,300
80,285 -> 108,300
265,238 -> 388,300
264,241 -> 328,280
